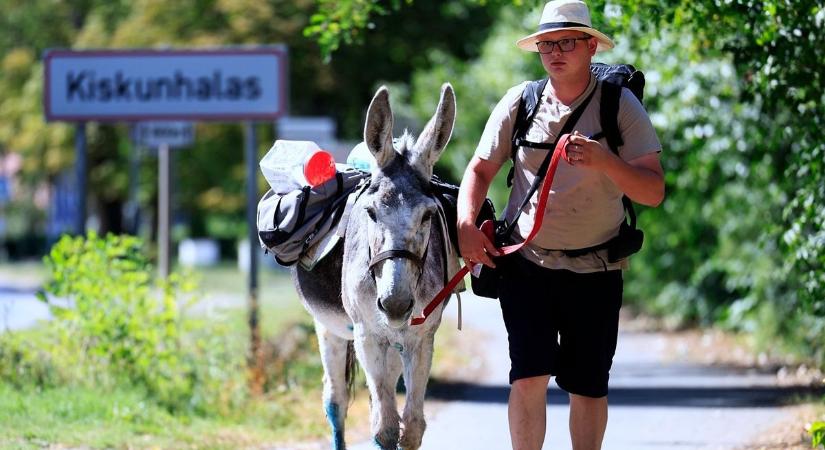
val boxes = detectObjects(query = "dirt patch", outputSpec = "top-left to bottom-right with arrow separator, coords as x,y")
430,318 -> 489,384
620,309 -> 825,450
736,404 -> 824,450
620,309 -> 825,387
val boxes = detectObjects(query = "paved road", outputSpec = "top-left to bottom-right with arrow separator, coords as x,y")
0,285 -> 49,331
348,292 -> 821,450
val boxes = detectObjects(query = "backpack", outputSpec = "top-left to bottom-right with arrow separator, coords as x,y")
510,63 -> 645,178
507,62 -> 646,262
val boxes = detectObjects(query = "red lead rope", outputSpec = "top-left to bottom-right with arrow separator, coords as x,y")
410,134 -> 572,326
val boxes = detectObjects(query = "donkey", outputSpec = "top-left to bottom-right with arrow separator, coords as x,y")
292,83 -> 459,450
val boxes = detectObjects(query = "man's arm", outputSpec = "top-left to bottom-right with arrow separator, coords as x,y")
457,156 -> 502,268
603,152 -> 665,207
566,132 -> 665,207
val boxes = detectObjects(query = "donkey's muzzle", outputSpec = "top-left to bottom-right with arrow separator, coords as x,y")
369,248 -> 423,325
376,295 -> 414,323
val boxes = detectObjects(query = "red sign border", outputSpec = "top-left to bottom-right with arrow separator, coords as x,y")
44,47 -> 288,122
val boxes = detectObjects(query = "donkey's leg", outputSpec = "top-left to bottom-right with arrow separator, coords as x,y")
316,321 -> 353,450
353,329 -> 403,450
398,335 -> 435,450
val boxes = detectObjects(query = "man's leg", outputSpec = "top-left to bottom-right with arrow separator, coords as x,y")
508,374 -> 551,450
569,393 -> 607,450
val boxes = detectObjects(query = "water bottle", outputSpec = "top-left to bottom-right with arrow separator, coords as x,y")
346,141 -> 378,172
260,140 -> 337,193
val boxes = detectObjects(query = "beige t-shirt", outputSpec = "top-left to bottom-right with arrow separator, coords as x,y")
475,74 -> 661,272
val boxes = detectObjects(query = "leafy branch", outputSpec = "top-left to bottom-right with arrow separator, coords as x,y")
303,0 -> 408,62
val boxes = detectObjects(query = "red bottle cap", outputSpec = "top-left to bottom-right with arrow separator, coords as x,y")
303,150 -> 336,186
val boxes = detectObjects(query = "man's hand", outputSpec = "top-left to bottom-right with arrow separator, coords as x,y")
457,155 -> 504,269
457,219 -> 500,269
564,131 -> 617,171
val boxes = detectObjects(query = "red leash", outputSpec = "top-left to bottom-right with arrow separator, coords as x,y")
411,134 -> 572,325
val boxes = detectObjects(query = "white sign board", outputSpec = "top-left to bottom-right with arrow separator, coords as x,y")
135,121 -> 194,148
44,48 -> 287,122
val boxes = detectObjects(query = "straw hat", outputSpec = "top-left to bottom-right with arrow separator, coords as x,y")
516,0 -> 614,52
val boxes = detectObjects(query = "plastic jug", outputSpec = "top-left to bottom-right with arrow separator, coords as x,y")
346,141 -> 378,172
260,140 -> 337,193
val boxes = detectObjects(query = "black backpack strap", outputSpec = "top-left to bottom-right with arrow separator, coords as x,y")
599,80 -> 640,235
512,78 -> 549,152
507,78 -> 549,187
600,80 -> 624,154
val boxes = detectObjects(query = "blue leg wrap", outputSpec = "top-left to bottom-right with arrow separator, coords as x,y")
325,402 -> 345,450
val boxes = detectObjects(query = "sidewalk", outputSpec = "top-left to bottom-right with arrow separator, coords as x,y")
348,293 -> 823,450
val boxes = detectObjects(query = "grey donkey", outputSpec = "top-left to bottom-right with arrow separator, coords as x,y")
292,83 -> 460,449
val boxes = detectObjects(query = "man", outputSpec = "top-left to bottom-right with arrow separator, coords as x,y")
456,1 -> 664,449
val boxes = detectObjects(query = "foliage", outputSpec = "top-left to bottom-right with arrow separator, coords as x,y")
812,420 -> 825,449
304,0 -> 407,62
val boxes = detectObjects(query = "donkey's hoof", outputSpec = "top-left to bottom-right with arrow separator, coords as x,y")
372,428 -> 399,450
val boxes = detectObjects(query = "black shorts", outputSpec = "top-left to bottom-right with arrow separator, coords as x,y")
498,253 -> 623,398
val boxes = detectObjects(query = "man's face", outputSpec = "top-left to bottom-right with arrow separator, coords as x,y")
536,30 -> 597,80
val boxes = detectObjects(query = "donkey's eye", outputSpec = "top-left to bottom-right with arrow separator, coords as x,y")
421,211 -> 433,224
366,207 -> 378,222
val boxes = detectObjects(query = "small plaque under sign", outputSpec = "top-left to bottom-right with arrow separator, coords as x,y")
135,121 -> 195,148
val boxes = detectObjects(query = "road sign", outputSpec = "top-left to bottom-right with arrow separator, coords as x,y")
44,47 -> 287,122
135,121 -> 194,148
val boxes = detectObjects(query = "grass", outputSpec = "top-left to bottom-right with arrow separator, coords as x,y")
0,383 -> 336,449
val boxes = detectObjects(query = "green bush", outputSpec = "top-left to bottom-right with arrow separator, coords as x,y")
0,232 -> 247,415
811,420 -> 825,448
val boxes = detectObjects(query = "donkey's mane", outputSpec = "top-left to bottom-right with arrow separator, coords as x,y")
393,130 -> 416,158
365,130 -> 430,201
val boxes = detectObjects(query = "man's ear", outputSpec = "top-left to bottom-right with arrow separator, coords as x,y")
588,37 -> 598,55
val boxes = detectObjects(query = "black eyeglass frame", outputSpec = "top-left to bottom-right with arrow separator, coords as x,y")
535,36 -> 593,54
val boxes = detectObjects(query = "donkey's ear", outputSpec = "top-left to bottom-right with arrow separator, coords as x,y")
364,86 -> 395,169
412,83 -> 456,177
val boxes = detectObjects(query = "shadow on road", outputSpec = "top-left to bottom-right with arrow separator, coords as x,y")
0,286 -> 39,295
427,380 -> 825,408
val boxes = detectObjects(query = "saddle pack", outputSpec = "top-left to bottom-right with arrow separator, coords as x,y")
257,167 -> 469,269
257,167 -> 369,267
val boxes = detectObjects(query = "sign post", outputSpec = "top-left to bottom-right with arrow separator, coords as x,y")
74,122 -> 86,235
158,143 -> 171,279
134,121 -> 196,278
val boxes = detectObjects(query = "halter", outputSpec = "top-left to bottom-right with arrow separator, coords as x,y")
369,249 -> 423,270
367,243 -> 430,283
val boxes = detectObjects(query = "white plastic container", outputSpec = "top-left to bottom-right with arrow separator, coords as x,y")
260,140 -> 336,193
346,141 -> 378,172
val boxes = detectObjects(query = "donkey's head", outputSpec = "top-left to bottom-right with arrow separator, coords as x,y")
357,83 -> 456,328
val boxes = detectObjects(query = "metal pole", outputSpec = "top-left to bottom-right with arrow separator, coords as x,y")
245,121 -> 263,395
74,122 -> 87,235
127,142 -> 141,235
158,143 -> 171,279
